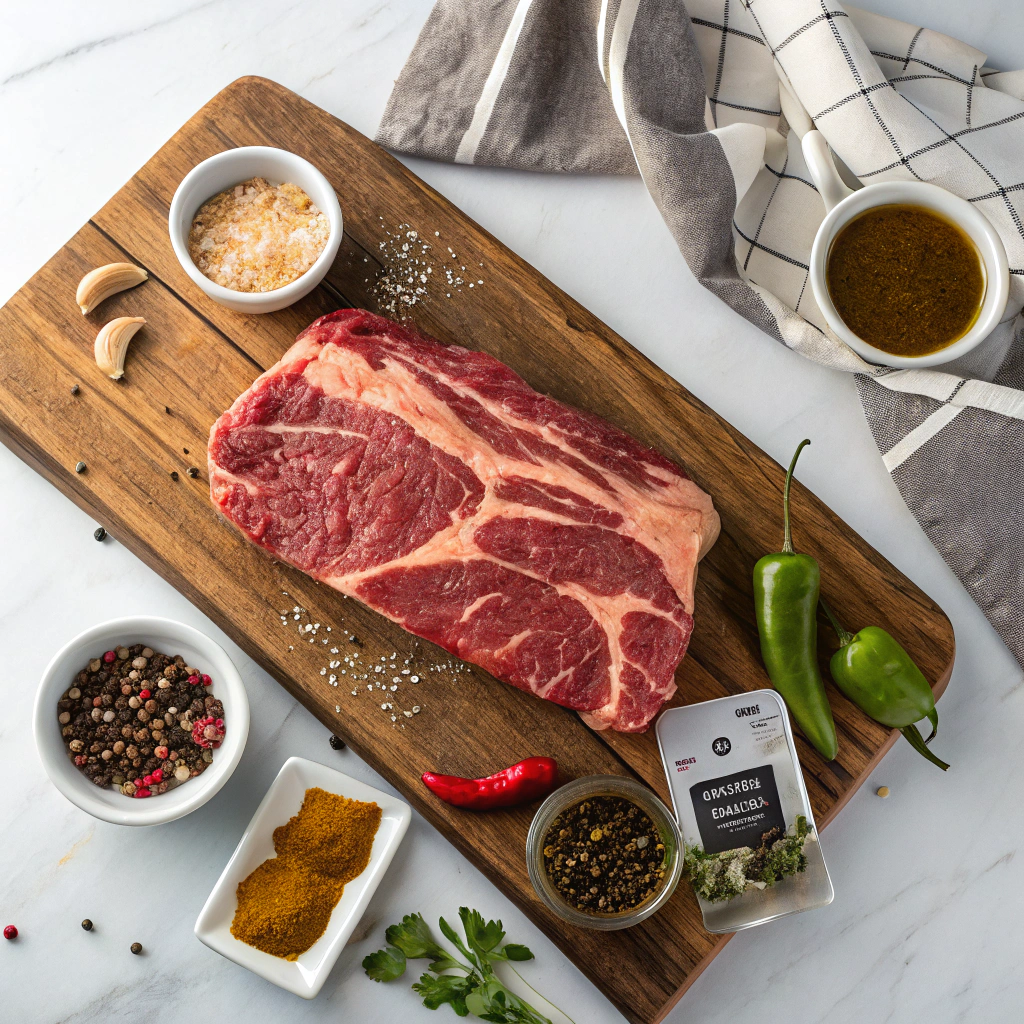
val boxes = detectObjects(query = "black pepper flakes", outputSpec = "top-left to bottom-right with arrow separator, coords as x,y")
169,471 -> 179,481
542,795 -> 666,915
71,384 -> 81,396
186,467 -> 199,478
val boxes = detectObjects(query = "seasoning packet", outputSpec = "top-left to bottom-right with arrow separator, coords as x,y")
655,689 -> 834,933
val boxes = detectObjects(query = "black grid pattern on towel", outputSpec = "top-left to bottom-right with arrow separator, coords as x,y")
693,0 -> 782,127
719,0 -> 1024,305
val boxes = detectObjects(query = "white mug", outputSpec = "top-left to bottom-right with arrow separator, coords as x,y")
803,130 -> 1009,369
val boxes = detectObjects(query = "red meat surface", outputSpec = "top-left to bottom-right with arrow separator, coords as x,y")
208,309 -> 719,731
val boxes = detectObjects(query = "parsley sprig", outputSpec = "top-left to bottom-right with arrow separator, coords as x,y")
363,908 -> 574,1024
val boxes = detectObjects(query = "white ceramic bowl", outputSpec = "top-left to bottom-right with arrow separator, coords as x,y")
195,757 -> 411,998
809,179 -> 1009,368
168,146 -> 343,313
34,616 -> 249,826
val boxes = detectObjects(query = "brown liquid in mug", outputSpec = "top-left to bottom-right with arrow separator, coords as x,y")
826,204 -> 984,357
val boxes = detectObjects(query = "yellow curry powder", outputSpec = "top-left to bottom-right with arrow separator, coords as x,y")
230,787 -> 382,960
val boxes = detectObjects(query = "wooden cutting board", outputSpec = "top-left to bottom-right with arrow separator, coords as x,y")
0,78 -> 953,1023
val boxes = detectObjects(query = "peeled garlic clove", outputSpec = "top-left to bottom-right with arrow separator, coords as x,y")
95,317 -> 146,379
77,262 -> 148,314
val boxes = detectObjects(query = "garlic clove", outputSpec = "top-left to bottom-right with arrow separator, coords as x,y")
77,262 -> 148,314
95,317 -> 146,379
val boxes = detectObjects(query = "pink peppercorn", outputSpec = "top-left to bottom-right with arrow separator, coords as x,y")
201,674 -> 212,686
3,925 -> 17,940
151,769 -> 164,782
103,651 -> 116,664
134,787 -> 152,799
154,747 -> 169,760
139,689 -> 151,700
191,715 -> 225,749
187,674 -> 200,686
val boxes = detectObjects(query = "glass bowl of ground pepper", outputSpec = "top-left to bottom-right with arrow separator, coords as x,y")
526,776 -> 683,930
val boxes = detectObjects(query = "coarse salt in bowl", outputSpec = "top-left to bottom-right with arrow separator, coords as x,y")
34,616 -> 249,827
168,146 -> 343,314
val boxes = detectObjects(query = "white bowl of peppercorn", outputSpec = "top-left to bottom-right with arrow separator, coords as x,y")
34,616 -> 249,826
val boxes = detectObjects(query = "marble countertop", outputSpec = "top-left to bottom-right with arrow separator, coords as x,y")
3,2 -> 1023,1021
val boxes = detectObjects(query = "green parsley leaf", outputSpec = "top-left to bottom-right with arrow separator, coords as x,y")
439,915 -> 478,965
386,913 -> 448,960
501,944 -> 535,962
362,945 -> 407,982
413,971 -> 474,1014
427,951 -> 464,974
459,907 -> 506,956
464,980 -> 504,1018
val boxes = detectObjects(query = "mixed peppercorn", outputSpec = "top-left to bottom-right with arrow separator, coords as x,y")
542,796 -> 666,914
2,918 -> 145,952
57,645 -> 226,798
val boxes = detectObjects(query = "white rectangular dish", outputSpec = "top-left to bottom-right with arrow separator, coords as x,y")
194,755 -> 411,997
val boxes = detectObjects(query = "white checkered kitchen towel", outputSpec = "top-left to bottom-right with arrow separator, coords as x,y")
377,0 -> 1024,667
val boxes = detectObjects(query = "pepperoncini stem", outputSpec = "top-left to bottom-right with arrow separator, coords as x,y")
922,706 -> 938,744
781,439 -> 811,555
819,598 -> 854,647
902,723 -> 949,771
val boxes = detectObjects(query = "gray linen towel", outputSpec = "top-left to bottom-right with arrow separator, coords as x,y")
378,0 -> 1024,667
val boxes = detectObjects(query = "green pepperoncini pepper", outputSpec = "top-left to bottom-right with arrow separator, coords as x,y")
753,440 -> 838,761
821,601 -> 949,771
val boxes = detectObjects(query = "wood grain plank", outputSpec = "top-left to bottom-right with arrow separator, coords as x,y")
0,77 -> 954,1024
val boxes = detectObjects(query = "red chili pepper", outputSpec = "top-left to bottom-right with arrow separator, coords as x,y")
421,757 -> 558,810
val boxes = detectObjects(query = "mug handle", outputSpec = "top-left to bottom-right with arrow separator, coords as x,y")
802,130 -> 853,213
